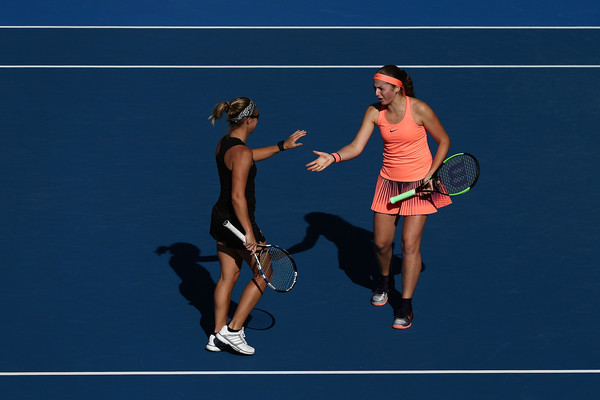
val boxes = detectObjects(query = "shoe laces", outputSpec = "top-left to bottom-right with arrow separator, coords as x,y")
232,328 -> 247,345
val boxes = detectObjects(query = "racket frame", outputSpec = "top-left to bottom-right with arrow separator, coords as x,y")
389,152 -> 479,204
223,220 -> 297,293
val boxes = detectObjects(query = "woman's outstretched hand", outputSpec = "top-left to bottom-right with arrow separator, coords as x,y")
284,130 -> 307,150
306,150 -> 334,172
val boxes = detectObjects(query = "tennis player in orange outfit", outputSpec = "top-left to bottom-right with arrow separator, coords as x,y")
306,65 -> 451,329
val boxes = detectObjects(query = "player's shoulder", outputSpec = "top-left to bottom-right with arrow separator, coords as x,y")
409,97 -> 433,112
368,102 -> 383,112
230,143 -> 252,155
226,140 -> 252,159
365,103 -> 382,122
229,147 -> 254,171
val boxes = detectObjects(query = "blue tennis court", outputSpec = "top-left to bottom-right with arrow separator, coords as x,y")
1,2 -> 599,399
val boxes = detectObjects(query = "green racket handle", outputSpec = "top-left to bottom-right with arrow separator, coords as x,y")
390,189 -> 417,204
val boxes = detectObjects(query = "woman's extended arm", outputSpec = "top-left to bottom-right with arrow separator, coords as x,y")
251,130 -> 306,161
306,106 -> 378,172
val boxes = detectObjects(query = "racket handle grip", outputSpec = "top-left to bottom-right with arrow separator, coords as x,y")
223,220 -> 246,243
390,189 -> 416,204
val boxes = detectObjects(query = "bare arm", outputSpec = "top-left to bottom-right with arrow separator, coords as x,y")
227,146 -> 258,254
252,130 -> 306,161
306,106 -> 378,172
412,99 -> 451,180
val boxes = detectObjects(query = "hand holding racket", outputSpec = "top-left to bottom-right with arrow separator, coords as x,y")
223,220 -> 298,293
390,153 -> 480,204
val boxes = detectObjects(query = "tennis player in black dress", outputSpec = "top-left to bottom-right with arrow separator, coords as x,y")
206,97 -> 306,355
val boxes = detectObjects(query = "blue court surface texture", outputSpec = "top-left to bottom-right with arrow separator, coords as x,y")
1,1 -> 600,399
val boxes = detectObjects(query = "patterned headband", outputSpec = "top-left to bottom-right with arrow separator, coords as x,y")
227,100 -> 256,123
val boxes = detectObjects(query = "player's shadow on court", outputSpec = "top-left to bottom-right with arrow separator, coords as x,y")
287,212 -> 421,291
155,243 -> 275,340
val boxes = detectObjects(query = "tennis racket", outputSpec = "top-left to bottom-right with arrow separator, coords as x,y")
223,220 -> 298,293
390,152 -> 480,204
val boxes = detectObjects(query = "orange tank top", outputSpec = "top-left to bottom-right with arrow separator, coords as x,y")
377,97 -> 432,181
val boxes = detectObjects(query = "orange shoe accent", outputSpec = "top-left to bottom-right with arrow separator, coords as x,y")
392,313 -> 413,329
371,299 -> 388,306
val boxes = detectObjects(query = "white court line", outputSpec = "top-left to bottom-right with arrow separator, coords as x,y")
0,26 -> 599,29
1,27 -> 596,69
0,65 -> 599,69
1,369 -> 599,377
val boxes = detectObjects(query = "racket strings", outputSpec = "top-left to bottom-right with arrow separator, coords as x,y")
258,247 -> 297,291
438,155 -> 479,194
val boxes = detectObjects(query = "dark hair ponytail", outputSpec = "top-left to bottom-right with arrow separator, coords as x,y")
376,65 -> 415,97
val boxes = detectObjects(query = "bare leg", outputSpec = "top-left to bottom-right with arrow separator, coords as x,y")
227,251 -> 267,331
373,212 -> 400,277
400,215 -> 427,298
213,243 -> 242,332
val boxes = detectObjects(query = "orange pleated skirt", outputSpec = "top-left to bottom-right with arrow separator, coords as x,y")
371,175 -> 452,216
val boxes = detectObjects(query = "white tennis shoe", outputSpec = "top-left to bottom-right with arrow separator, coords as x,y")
216,326 -> 255,355
205,334 -> 226,352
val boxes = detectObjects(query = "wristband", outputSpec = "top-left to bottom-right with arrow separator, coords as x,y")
332,152 -> 342,163
277,141 -> 285,151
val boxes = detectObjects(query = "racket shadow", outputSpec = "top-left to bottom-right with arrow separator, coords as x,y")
287,212 -> 409,291
155,243 -> 276,339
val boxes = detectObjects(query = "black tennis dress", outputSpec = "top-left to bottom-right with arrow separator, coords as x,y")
209,135 -> 265,249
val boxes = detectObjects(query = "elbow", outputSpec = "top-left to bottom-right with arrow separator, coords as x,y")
231,192 -> 246,208
440,136 -> 450,149
347,143 -> 364,158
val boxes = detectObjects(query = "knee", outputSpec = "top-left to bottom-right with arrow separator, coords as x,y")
401,239 -> 421,256
219,269 -> 241,284
252,276 -> 268,293
373,238 -> 393,255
